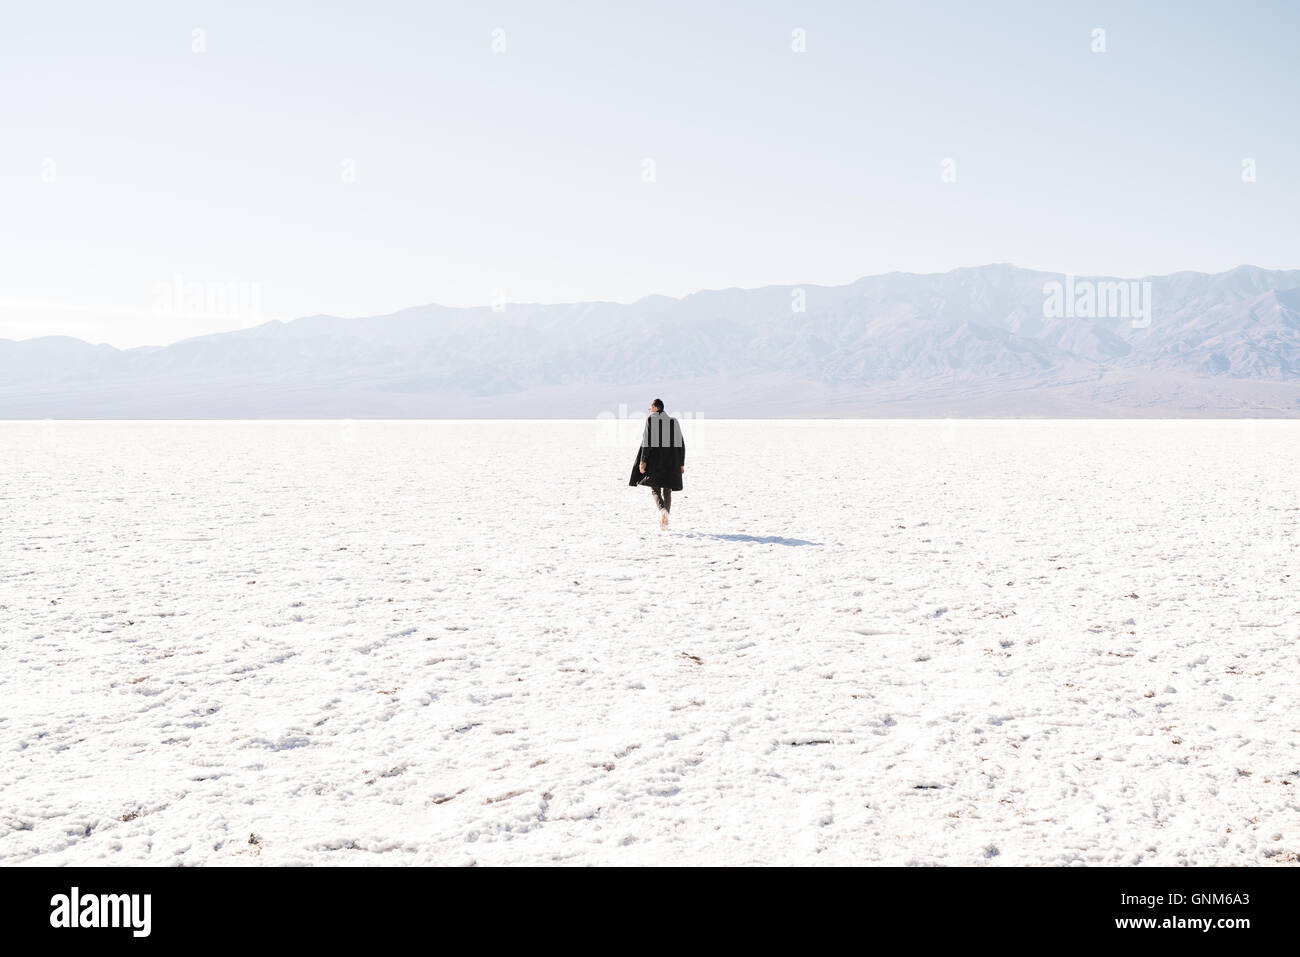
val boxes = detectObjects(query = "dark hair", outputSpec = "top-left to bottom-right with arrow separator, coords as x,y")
651,398 -> 664,411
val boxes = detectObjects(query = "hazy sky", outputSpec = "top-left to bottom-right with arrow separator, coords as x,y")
2,1 -> 1297,347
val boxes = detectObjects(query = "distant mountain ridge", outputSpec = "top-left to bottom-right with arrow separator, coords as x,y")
5,264 -> 1300,417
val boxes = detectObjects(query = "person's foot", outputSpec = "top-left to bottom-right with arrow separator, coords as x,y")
659,508 -> 669,527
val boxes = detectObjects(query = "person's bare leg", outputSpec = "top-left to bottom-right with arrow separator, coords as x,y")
652,487 -> 669,526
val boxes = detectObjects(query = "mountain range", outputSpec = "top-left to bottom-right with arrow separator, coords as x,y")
5,264 -> 1300,417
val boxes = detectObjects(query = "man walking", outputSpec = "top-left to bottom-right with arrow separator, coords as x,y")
628,398 -> 685,527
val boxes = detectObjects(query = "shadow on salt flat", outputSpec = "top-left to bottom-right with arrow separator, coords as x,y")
687,532 -> 822,547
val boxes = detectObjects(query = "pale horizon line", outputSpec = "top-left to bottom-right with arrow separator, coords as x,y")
3,260 -> 1297,352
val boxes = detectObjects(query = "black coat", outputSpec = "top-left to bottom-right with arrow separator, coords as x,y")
628,412 -> 685,491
